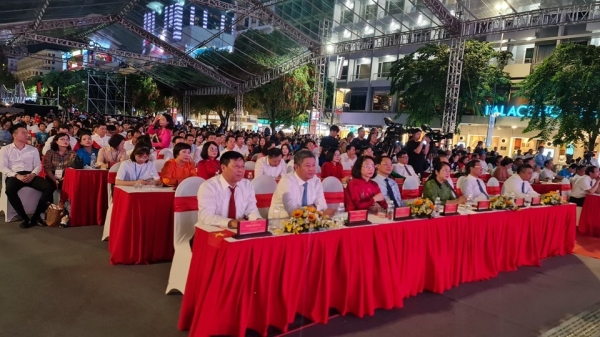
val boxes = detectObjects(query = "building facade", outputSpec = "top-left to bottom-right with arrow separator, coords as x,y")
15,49 -> 64,81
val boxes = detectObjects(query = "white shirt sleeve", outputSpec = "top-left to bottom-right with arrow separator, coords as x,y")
254,157 -> 266,178
197,179 -> 231,228
42,136 -> 53,155
0,146 -> 15,177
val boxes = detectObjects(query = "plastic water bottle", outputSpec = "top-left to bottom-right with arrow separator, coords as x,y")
335,203 -> 346,226
386,198 -> 394,220
524,193 -> 532,207
467,194 -> 474,209
90,153 -> 97,168
433,197 -> 441,217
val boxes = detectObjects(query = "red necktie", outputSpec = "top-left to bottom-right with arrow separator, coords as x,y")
228,186 -> 237,220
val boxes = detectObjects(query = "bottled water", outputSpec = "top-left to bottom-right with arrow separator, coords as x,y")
268,205 -> 281,233
524,193 -> 532,207
90,153 -> 97,168
467,194 -> 474,209
386,198 -> 394,220
335,203 -> 346,227
433,197 -> 441,217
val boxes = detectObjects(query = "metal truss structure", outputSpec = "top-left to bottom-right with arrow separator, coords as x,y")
182,94 -> 191,122
311,19 -> 330,133
86,72 -> 131,115
441,38 -> 465,136
72,0 -> 141,39
1,15 -> 119,37
420,0 -> 461,33
234,93 -> 243,130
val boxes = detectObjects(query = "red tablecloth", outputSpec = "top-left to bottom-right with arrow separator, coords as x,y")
579,194 -> 600,237
531,183 -> 564,195
179,205 -> 575,336
108,186 -> 176,265
62,168 -> 109,227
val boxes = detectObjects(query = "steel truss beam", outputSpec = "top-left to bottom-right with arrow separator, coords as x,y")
420,0 -> 461,33
0,15 -> 118,36
234,93 -> 243,130
116,17 -> 240,89
441,38 -> 465,135
333,27 -> 451,54
17,33 -> 189,67
72,0 -> 141,39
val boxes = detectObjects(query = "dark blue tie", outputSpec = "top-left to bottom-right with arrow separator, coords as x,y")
384,178 -> 399,207
476,179 -> 489,199
521,182 -> 525,193
302,182 -> 308,206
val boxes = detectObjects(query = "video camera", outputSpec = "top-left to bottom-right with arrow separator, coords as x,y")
421,124 -> 453,143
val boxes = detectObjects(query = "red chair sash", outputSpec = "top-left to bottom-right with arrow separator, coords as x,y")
324,191 -> 344,204
561,184 -> 572,191
402,189 -> 420,199
486,186 -> 500,195
456,188 -> 463,197
157,153 -> 165,160
108,172 -> 117,184
451,177 -> 458,184
395,178 -> 405,184
255,194 -> 273,208
174,196 -> 198,212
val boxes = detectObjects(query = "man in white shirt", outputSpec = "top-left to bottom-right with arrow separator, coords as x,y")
268,150 -> 335,219
91,123 -> 110,148
501,164 -> 540,198
234,135 -> 249,157
569,166 -> 600,206
373,156 -> 404,207
185,134 -> 196,155
340,144 -> 358,168
461,160 -> 490,201
0,125 -> 53,228
254,148 -> 287,178
221,135 -> 236,154
123,130 -> 141,152
591,151 -> 600,168
571,165 -> 586,185
479,152 -> 488,174
42,124 -> 78,155
522,157 -> 540,184
512,149 -> 523,160
539,159 -> 563,182
197,151 -> 261,229
393,150 -> 417,177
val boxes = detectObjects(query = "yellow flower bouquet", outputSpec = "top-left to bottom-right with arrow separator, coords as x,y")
489,196 -> 517,210
407,198 -> 434,218
283,206 -> 333,234
541,191 -> 565,205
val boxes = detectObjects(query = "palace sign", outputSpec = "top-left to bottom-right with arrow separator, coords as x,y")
484,105 -> 559,118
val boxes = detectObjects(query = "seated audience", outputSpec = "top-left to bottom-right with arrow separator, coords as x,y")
571,165 -> 586,185
569,166 -> 600,206
340,144 -> 358,168
269,150 -> 335,218
372,156 -> 404,207
115,147 -> 160,186
558,163 -> 577,179
0,124 -> 53,228
161,143 -> 198,187
423,161 -> 466,205
346,156 -> 387,211
492,157 -> 513,182
76,133 -> 100,166
321,148 -> 349,183
393,151 -> 417,177
43,132 -> 77,191
255,148 -> 287,179
96,134 -> 127,169
197,151 -> 261,229
281,144 -> 293,163
522,157 -> 540,183
501,164 -> 540,198
196,141 -> 221,180
127,135 -> 157,161
461,160 -> 490,201
539,159 -> 563,182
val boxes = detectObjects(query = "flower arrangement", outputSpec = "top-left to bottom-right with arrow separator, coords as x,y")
407,198 -> 434,218
541,191 -> 565,205
283,206 -> 332,234
489,196 -> 517,210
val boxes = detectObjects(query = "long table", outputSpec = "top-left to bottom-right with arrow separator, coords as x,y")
62,168 -> 109,226
579,194 -> 600,237
178,204 -> 576,337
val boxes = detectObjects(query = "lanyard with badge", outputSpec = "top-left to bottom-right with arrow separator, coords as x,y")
134,163 -> 142,181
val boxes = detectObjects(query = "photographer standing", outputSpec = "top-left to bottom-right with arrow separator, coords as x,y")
405,129 -> 430,176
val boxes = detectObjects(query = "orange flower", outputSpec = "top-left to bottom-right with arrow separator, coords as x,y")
306,213 -> 317,222
306,206 -> 317,213
291,209 -> 304,218
414,200 -> 423,206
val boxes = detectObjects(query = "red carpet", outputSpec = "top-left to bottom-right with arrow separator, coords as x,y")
574,234 -> 600,259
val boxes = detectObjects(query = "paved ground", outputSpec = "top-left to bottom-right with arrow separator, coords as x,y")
2,221 -> 600,337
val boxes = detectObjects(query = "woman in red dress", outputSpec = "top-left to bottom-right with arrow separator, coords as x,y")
321,148 -> 349,183
196,141 -> 221,180
345,156 -> 387,211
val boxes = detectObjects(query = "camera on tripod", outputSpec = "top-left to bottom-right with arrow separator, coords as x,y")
421,124 -> 453,143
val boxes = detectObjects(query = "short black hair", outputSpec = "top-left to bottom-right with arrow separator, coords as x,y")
544,159 -> 553,167
185,134 -> 194,139
106,124 -> 117,132
330,125 -> 340,132
225,135 -> 235,143
431,161 -> 451,180
9,124 -> 25,135
466,159 -> 481,175
58,123 -> 70,131
173,142 -> 192,158
586,166 -> 598,175
220,150 -> 244,167
130,146 -> 151,162
576,165 -> 587,172
569,163 -> 578,169
267,147 -> 283,158
517,164 -> 533,174
351,156 -> 376,179
324,148 -> 340,162
172,136 -> 183,144
346,144 -> 356,152
108,134 -> 125,149
375,155 -> 391,165
50,133 -> 71,151
200,141 -> 220,160
500,157 -> 513,167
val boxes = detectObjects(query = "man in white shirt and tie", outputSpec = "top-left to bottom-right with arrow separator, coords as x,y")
91,123 -> 110,148
197,151 -> 262,229
254,148 -> 287,179
373,156 -> 404,207
569,166 -> 600,207
461,160 -> 490,201
340,144 -> 358,168
269,150 -> 336,219
393,150 -> 417,177
501,164 -> 540,198
0,125 -> 54,228
539,159 -> 563,182
42,124 -> 78,155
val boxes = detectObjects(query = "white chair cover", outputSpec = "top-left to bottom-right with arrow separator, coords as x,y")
322,176 -> 344,209
102,162 -> 122,241
341,162 -> 352,170
315,164 -> 321,174
159,148 -> 173,160
244,161 -> 255,170
154,159 -> 167,174
402,176 -> 419,190
286,159 -> 294,173
457,176 -> 467,192
166,176 -> 204,295
487,177 -> 500,187
251,175 -> 277,218
0,177 -> 42,222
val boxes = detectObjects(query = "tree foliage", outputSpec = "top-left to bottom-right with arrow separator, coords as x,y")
518,43 -> 600,150
389,40 -> 512,127
190,95 -> 236,129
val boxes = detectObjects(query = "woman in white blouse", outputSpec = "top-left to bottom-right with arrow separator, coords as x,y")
115,147 -> 160,186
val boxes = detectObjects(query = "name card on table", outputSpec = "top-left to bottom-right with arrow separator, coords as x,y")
476,200 -> 491,211
443,203 -> 458,215
394,206 -> 411,220
562,195 -> 568,203
531,197 -> 541,206
346,210 -> 371,226
514,198 -> 524,207
234,219 -> 272,239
